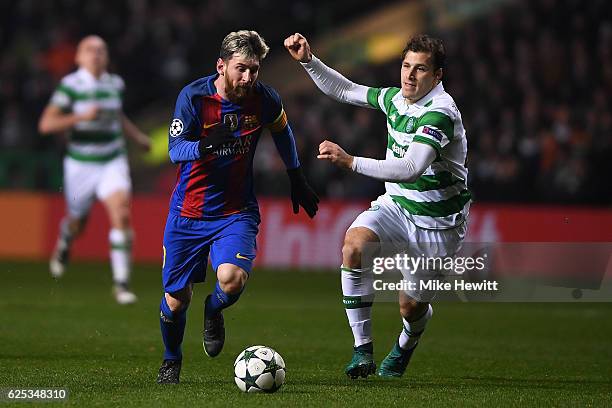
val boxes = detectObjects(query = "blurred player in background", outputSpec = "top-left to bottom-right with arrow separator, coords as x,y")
39,35 -> 151,305
286,33 -> 470,378
157,30 -> 319,384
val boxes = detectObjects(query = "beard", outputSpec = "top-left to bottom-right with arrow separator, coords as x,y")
224,75 -> 252,102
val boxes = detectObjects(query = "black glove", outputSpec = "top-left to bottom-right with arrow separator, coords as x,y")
287,166 -> 319,218
198,124 -> 235,156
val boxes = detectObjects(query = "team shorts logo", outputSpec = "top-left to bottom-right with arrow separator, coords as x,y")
422,126 -> 443,142
169,118 -> 184,137
224,114 -> 239,131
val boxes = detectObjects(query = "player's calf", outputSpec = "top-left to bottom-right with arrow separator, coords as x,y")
49,217 -> 83,278
158,290 -> 187,383
203,266 -> 247,357
378,304 -> 433,378
160,291 -> 189,370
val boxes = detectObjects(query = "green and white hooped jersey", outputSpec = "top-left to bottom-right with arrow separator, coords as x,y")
50,68 -> 126,162
366,82 -> 471,230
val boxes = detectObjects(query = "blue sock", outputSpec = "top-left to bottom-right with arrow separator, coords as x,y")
205,281 -> 243,317
159,296 -> 187,361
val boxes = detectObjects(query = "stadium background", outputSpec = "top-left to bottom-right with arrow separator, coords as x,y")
1,0 -> 611,405
1,0 -> 611,262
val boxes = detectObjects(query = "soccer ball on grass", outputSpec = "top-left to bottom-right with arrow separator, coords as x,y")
234,345 -> 286,393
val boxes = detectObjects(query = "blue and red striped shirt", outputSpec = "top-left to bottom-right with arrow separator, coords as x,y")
167,74 -> 299,219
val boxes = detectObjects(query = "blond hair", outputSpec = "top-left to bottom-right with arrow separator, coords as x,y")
219,30 -> 269,62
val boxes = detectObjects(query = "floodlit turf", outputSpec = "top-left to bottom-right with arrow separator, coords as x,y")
1,261 -> 611,407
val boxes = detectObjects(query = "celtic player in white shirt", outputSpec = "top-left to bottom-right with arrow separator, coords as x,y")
39,35 -> 151,305
285,33 -> 471,378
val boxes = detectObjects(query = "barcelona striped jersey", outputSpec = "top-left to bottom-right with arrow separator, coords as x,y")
167,74 -> 298,219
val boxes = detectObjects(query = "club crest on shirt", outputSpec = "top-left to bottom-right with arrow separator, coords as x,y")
243,115 -> 259,130
406,116 -> 416,133
224,114 -> 239,131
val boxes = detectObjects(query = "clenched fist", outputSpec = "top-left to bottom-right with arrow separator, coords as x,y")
317,140 -> 354,170
284,33 -> 312,63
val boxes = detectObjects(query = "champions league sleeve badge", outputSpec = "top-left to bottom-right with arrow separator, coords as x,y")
169,118 -> 184,137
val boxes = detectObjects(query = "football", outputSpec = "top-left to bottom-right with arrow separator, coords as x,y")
233,345 -> 286,393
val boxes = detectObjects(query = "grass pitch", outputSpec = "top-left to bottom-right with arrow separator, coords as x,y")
1,261 -> 611,407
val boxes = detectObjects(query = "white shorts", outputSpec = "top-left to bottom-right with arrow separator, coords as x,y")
350,193 -> 467,302
63,155 -> 132,218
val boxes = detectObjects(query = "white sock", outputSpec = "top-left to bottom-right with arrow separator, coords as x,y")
57,217 -> 76,249
341,265 -> 374,347
109,228 -> 132,285
398,304 -> 433,350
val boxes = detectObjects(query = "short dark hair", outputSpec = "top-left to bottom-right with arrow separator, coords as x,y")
401,34 -> 445,71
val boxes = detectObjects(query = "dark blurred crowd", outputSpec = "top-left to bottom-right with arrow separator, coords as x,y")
0,0 -> 380,190
1,0 -> 611,204
442,0 -> 612,204
289,0 -> 612,204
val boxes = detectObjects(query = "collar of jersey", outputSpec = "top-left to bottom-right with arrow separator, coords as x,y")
406,82 -> 445,109
76,67 -> 110,84
206,73 -> 220,96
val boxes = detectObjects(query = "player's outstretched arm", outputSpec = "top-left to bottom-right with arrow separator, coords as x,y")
318,140 -> 437,183
284,32 -> 313,63
284,33 -> 370,108
38,104 -> 98,135
122,114 -> 151,151
317,140 -> 354,170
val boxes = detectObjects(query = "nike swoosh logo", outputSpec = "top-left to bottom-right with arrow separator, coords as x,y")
205,145 -> 213,149
236,253 -> 250,260
202,122 -> 220,129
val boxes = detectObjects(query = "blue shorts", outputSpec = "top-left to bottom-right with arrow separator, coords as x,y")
161,211 -> 260,294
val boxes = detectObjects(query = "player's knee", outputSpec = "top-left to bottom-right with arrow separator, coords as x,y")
342,228 -> 379,269
165,291 -> 191,313
342,235 -> 365,269
218,268 -> 247,294
105,195 -> 131,229
113,206 -> 131,229
399,297 -> 428,320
